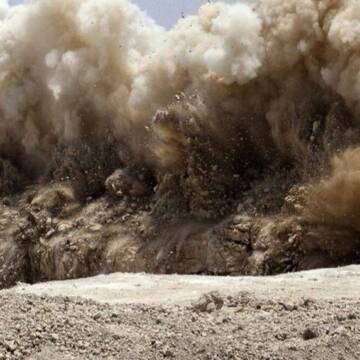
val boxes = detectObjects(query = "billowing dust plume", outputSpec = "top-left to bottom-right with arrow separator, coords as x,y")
1,0 -> 360,225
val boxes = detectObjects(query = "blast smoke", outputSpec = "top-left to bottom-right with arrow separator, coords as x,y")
0,0 -> 360,226
0,0 -> 8,19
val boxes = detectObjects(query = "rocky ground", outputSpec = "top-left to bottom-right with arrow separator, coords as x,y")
1,170 -> 360,289
1,267 -> 360,359
1,100 -> 360,288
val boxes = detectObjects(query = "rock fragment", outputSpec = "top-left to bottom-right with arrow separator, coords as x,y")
105,169 -> 150,198
192,292 -> 224,313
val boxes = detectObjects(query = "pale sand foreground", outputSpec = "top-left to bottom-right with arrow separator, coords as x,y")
6,265 -> 360,305
1,267 -> 360,359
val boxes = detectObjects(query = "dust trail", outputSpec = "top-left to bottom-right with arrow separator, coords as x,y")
305,148 -> 360,232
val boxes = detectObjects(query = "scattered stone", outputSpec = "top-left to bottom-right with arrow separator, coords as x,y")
0,288 -> 357,359
192,292 -> 224,313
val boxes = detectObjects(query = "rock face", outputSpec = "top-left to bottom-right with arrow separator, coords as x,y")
2,100 -> 360,290
1,168 -> 360,289
0,204 -> 29,288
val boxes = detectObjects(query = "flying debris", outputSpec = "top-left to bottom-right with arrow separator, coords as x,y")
1,0 -> 360,286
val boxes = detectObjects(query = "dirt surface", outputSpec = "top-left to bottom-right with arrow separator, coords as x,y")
7,265 -> 360,304
2,267 -> 360,359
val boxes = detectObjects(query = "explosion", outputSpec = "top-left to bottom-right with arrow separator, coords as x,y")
1,0 -> 360,286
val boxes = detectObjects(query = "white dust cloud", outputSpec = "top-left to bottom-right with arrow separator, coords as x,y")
1,0 -> 360,202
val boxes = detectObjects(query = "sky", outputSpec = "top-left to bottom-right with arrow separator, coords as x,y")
7,0 -> 207,28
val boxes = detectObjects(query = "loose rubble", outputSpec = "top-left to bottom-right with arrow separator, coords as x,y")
0,291 -> 359,359
1,161 -> 360,289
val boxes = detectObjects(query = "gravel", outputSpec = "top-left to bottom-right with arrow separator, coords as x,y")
0,291 -> 360,359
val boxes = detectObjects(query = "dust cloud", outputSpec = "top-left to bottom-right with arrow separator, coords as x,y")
1,0 -> 360,232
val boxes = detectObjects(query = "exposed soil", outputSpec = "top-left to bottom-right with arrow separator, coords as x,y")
1,162 -> 360,289
2,267 -> 360,359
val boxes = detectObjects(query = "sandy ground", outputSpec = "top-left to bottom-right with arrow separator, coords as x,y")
6,265 -> 360,304
1,266 -> 360,359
